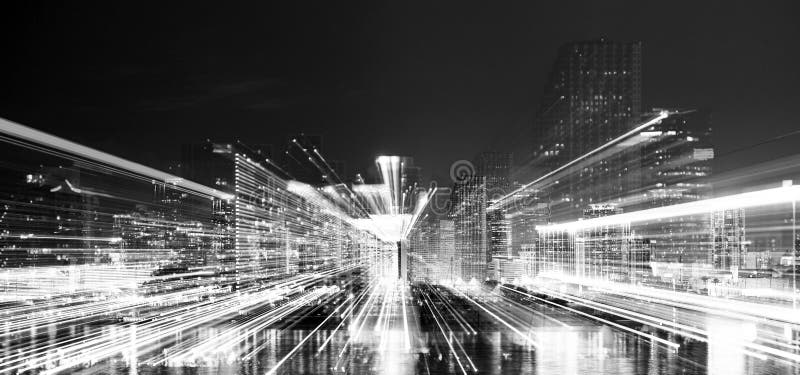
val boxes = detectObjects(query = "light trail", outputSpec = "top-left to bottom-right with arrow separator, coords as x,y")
523,273 -> 800,363
522,283 -> 800,363
536,184 -> 800,233
400,284 -> 411,351
425,283 -> 477,334
0,119 -> 399,374
419,290 -> 469,375
7,273 -> 340,373
315,279 -> 376,354
264,291 -> 348,375
497,285 -> 680,350
0,117 -> 233,200
448,287 -> 540,349
490,110 -> 670,209
5,106 -> 799,373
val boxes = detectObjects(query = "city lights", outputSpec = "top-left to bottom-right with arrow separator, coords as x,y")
1,7 -> 798,374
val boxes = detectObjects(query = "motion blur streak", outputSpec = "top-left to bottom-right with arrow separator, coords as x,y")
0,118 -> 233,200
1,114 -> 800,374
0,120 -> 403,374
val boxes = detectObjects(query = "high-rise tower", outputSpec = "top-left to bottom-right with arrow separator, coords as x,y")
532,39 -> 642,218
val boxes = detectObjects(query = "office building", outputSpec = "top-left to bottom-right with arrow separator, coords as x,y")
450,175 -> 488,282
532,39 -> 643,218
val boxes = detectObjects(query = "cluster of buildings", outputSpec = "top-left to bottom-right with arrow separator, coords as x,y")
407,39 -> 799,292
0,135 -> 394,297
1,39 -> 797,298
406,152 -> 512,284
173,141 -> 388,290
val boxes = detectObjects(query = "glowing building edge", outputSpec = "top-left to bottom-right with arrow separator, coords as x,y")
490,110 -> 671,209
536,184 -> 800,233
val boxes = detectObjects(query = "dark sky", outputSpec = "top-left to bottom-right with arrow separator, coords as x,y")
1,1 -> 798,184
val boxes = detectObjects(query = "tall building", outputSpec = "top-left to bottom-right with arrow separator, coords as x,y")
180,142 -> 238,257
532,39 -> 643,218
632,110 -> 716,268
637,109 -> 714,209
406,182 -> 456,283
449,175 -> 488,282
407,216 -> 455,283
400,157 -> 423,214
475,152 -> 513,277
475,151 -> 512,197
180,141 -> 382,289
486,209 -> 510,259
710,208 -> 746,271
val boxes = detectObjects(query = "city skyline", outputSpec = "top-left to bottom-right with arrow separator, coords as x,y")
1,2 -> 799,183
1,2 -> 799,374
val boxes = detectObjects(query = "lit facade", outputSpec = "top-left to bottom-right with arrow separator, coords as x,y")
533,39 -> 643,219
450,176 -> 488,282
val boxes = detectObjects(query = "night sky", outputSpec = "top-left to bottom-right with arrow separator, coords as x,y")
1,1 -> 798,184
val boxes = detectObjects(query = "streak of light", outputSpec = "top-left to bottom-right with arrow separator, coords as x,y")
536,184 -> 800,233
449,287 -> 540,349
491,110 -> 671,209
0,117 -> 233,200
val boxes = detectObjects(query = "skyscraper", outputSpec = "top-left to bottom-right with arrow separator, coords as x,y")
400,157 -> 423,214
632,109 -> 717,268
637,109 -> 714,209
475,151 -> 512,197
449,175 -> 488,282
532,39 -> 642,218
475,151 -> 513,273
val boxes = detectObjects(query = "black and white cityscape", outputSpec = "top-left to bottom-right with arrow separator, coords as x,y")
1,2 -> 799,374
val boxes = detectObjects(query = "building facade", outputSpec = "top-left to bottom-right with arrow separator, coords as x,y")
532,39 -> 643,219
450,176 -> 488,282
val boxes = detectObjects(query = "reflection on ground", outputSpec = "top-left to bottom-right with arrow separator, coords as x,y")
4,279 -> 796,374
